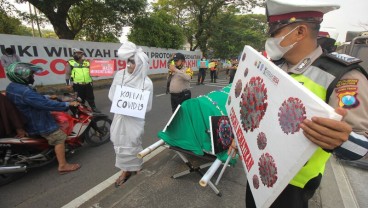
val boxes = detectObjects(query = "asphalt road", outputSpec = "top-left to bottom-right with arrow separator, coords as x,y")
0,73 -> 231,208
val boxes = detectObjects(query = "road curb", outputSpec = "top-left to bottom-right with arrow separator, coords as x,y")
61,146 -> 166,208
329,156 -> 359,208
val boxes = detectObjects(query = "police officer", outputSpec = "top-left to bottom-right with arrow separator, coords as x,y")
169,53 -> 192,112
228,1 -> 368,207
65,48 -> 100,113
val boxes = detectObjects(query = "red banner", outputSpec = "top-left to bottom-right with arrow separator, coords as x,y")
90,60 -> 115,77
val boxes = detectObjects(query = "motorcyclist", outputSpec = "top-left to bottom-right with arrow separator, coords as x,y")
5,62 -> 81,174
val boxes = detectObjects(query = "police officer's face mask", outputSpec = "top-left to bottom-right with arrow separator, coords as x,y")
265,26 -> 299,60
73,53 -> 83,60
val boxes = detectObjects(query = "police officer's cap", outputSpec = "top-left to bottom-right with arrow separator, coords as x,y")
173,53 -> 185,61
72,48 -> 84,54
266,0 -> 340,35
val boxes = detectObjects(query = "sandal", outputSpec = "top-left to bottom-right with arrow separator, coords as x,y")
115,171 -> 132,188
58,164 -> 81,175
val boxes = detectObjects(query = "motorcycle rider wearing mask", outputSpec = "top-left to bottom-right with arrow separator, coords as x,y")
229,1 -> 368,208
65,48 -> 100,113
6,62 -> 81,174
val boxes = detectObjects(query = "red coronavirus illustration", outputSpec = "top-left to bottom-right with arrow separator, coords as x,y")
244,68 -> 249,77
216,117 -> 234,149
259,153 -> 278,188
239,76 -> 268,132
278,97 -> 306,135
253,174 -> 260,189
227,96 -> 231,105
257,132 -> 267,150
235,79 -> 242,98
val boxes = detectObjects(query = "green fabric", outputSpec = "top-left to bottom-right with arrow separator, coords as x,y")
290,74 -> 327,101
158,85 -> 237,164
289,74 -> 331,188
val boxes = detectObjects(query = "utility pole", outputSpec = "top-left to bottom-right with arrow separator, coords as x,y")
28,2 -> 35,37
34,6 -> 42,37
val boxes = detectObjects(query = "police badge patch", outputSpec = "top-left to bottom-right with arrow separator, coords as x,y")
335,79 -> 360,109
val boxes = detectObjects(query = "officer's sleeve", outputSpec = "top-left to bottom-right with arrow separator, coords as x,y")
328,70 -> 368,160
65,63 -> 72,85
173,68 -> 191,80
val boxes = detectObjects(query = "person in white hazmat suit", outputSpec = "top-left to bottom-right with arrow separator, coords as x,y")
108,41 -> 153,187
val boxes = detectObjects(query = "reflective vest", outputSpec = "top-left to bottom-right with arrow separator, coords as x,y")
289,53 -> 367,188
68,59 -> 92,83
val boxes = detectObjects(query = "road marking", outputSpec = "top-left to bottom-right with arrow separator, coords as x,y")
330,156 -> 359,208
156,93 -> 167,97
61,145 -> 166,208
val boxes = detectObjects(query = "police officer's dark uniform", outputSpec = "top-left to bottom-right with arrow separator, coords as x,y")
65,48 -> 100,113
244,1 -> 368,208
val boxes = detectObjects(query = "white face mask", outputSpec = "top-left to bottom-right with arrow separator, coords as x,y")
265,26 -> 299,60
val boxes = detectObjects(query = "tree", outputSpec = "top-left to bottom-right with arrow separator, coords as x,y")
0,0 -> 32,36
16,0 -> 146,41
153,0 -> 264,55
128,11 -> 185,49
206,12 -> 267,59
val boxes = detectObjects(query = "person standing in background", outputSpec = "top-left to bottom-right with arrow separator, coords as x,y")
228,57 -> 238,84
209,59 -> 218,83
65,48 -> 100,113
1,48 -> 21,69
197,57 -> 208,85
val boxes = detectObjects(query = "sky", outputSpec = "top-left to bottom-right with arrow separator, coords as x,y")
8,0 -> 368,43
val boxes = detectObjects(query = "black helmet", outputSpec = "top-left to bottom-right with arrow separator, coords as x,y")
6,62 -> 42,85
173,53 -> 185,61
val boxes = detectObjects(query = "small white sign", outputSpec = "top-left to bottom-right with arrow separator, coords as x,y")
110,85 -> 151,119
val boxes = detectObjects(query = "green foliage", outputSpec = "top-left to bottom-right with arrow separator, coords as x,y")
18,0 -> 146,41
153,0 -> 265,55
208,13 -> 267,59
128,12 -> 185,49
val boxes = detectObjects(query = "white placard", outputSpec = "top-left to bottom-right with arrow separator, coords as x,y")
110,85 -> 150,119
225,46 -> 341,208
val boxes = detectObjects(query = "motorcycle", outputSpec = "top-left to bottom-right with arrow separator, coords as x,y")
0,94 -> 112,185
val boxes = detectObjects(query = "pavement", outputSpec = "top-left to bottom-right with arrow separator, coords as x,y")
60,73 -> 367,208
60,144 -> 367,208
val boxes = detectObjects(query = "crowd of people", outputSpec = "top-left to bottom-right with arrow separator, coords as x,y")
1,0 -> 368,206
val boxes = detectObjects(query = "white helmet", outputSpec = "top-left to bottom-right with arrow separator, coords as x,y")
72,48 -> 84,54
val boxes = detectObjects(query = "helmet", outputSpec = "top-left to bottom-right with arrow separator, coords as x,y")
6,62 -> 42,85
72,48 -> 84,54
173,53 -> 185,61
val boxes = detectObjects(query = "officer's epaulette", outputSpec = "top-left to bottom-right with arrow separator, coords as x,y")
325,52 -> 362,66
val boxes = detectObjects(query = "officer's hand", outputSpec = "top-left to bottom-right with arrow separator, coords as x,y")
227,140 -> 238,158
300,107 -> 352,150
169,64 -> 176,73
